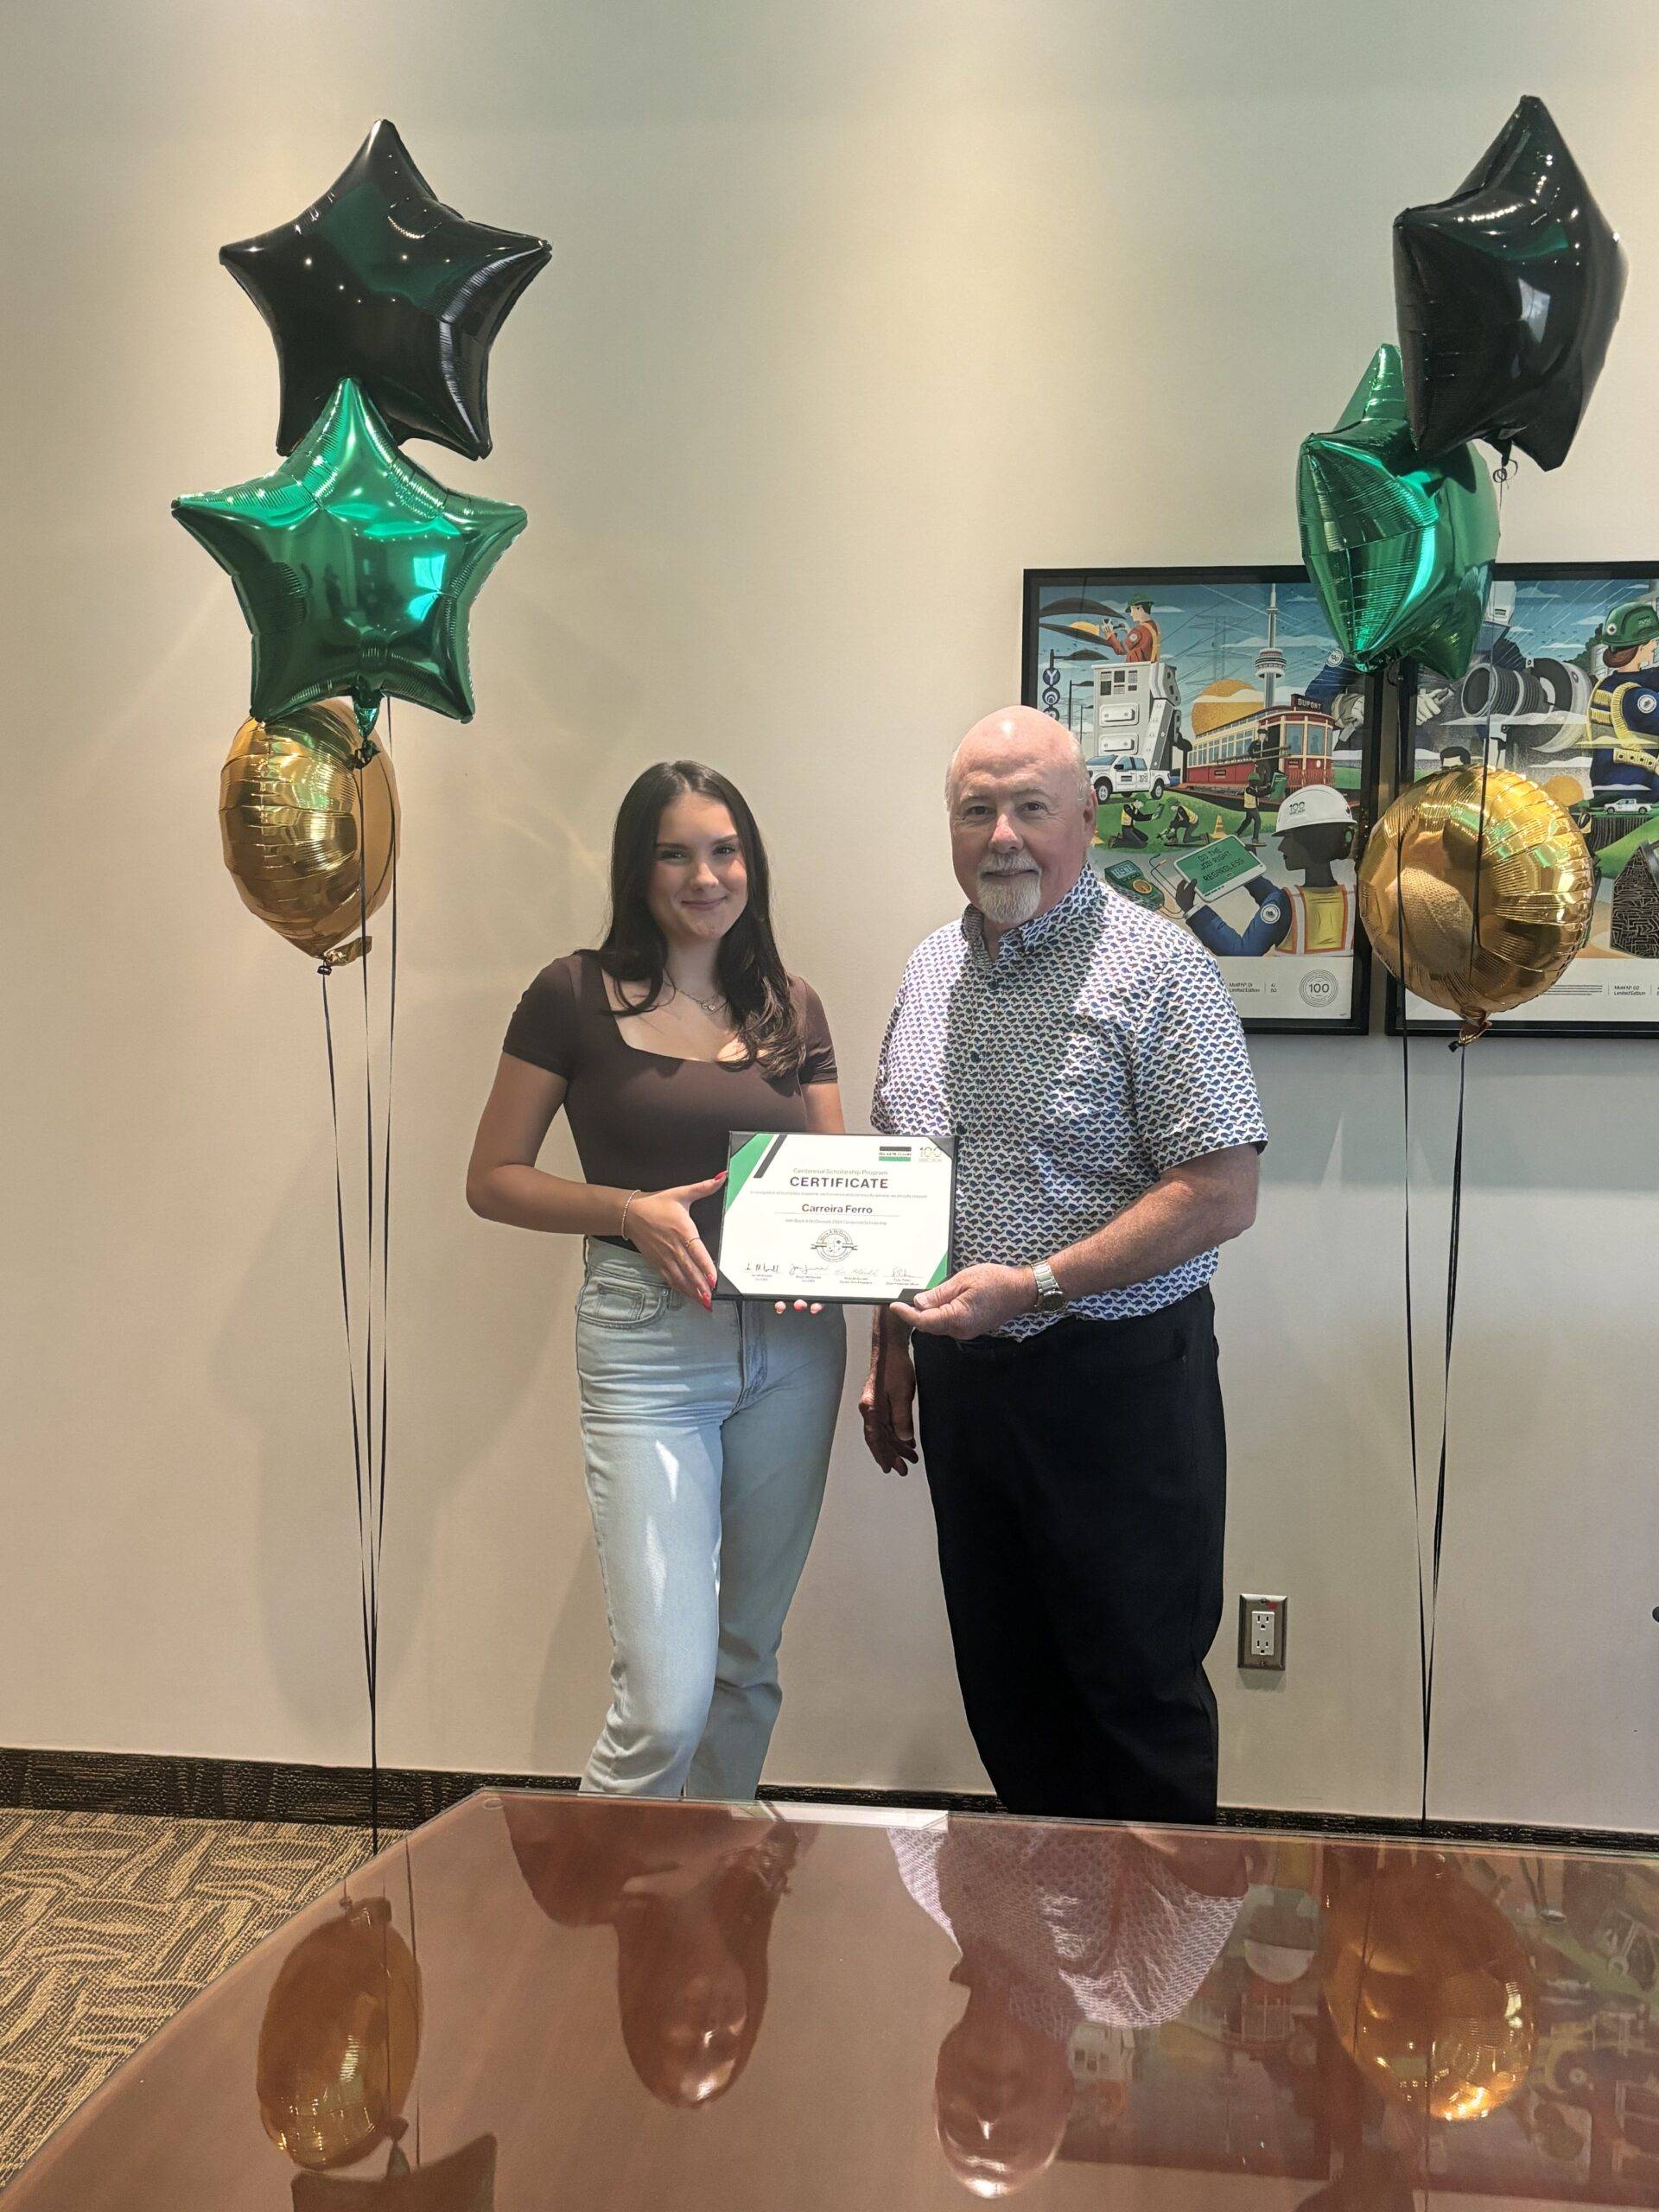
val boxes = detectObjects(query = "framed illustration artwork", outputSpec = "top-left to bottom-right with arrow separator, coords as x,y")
1058,1842 -> 1659,2202
1021,567 -> 1382,1034
1387,561 -> 1659,1039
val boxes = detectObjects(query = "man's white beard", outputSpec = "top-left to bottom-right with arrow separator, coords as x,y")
976,865 -> 1042,926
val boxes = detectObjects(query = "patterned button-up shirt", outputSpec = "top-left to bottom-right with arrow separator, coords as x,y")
870,868 -> 1267,1338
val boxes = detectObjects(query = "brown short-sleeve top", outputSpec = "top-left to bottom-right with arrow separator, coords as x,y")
504,951 -> 838,1248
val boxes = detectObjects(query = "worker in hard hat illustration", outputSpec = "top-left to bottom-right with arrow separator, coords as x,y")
1166,794 -> 1203,846
1236,761 -> 1273,850
1112,792 -> 1160,849
1593,598 -> 1659,674
1586,601 -> 1659,809
1103,597 -> 1160,663
1176,785 -> 1357,957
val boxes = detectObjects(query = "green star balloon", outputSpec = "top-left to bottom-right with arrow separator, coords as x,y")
1296,344 -> 1499,683
174,378 -> 527,740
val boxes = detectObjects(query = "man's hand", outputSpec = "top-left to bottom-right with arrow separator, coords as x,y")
892,1263 -> 1034,1341
859,1317 -> 918,1474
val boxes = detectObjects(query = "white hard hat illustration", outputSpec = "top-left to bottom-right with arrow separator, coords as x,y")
1274,784 -> 1353,834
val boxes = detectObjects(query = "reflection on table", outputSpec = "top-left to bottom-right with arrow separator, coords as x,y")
8,1789 -> 1659,2210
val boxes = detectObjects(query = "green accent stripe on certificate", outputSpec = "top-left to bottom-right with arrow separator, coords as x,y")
926,1252 -> 950,1289
724,1132 -> 773,1210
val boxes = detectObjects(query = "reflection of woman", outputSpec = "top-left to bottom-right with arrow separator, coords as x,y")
467,762 -> 846,1800
505,1796 -> 800,2107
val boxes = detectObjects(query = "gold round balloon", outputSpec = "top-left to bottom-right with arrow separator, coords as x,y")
1357,766 -> 1593,1039
1320,1859 -> 1537,2123
257,1896 -> 423,2171
219,701 -> 399,964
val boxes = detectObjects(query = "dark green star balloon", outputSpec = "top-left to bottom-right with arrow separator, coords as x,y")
1395,95 -> 1626,473
173,378 -> 527,739
220,118 -> 552,462
1296,344 -> 1499,683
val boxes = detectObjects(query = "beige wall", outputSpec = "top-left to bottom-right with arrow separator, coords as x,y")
3,0 -> 1657,1826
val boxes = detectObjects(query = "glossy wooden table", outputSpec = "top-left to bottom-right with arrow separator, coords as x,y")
6,1789 -> 1658,2209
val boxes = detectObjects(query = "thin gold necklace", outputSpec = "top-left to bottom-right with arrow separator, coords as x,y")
668,977 -> 728,1017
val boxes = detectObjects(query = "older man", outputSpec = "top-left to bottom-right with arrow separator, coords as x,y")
864,706 -> 1265,1826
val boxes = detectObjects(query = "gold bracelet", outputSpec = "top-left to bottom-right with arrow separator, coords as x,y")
619,1188 -> 642,1240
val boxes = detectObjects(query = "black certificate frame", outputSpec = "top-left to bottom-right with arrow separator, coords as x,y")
712,1129 -> 958,1307
1382,559 -> 1659,1041
1020,564 -> 1382,1036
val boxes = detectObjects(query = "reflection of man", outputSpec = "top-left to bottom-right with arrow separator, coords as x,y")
1179,785 -> 1355,957
863,707 -> 1266,1826
1103,598 -> 1160,662
893,1817 -> 1248,2196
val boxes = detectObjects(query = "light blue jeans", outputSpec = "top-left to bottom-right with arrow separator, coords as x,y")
572,1239 -> 846,1799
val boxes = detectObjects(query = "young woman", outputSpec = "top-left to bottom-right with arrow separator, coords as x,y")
467,761 -> 845,1801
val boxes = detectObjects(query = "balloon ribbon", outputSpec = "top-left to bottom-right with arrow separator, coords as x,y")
317,704 -> 399,1852
1395,665 -> 1484,1827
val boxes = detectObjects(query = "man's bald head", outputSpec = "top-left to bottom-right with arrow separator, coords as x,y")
945,707 -> 1091,809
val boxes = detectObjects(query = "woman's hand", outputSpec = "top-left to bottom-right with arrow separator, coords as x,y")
772,1297 -> 826,1317
625,1173 -> 725,1306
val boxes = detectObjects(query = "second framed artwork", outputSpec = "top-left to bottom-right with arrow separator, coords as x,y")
1022,567 -> 1380,1033
1386,562 -> 1659,1039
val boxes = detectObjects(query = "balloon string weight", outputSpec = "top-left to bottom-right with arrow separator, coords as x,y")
317,695 -> 398,1853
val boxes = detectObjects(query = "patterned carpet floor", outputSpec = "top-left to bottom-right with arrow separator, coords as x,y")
0,1808 -> 368,2190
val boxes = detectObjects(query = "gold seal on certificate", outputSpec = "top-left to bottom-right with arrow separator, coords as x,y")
714,1131 -> 956,1305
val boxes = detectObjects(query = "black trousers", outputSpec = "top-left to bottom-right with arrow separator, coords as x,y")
913,1287 -> 1226,1826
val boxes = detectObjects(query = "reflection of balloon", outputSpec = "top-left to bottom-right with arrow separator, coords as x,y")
222,118 -> 550,462
174,378 -> 527,739
1357,766 -> 1594,1035
1320,1859 -> 1537,2122
1395,96 -> 1626,473
220,702 -> 399,963
1298,346 -> 1499,683
257,1897 -> 423,2171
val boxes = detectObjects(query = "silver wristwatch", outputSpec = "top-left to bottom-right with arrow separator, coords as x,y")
1030,1259 -> 1068,1314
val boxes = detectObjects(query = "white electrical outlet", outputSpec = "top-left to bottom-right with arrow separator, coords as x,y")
1238,1593 -> 1287,1671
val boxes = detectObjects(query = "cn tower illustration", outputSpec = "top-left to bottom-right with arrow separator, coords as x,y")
1256,583 -> 1286,712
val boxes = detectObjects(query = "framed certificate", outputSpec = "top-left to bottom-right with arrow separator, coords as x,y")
714,1131 -> 956,1305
